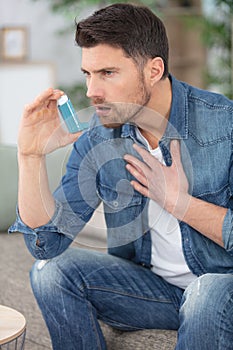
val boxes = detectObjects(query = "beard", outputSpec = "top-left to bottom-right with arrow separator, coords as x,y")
91,73 -> 151,129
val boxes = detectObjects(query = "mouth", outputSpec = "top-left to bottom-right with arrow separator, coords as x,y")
95,105 -> 112,116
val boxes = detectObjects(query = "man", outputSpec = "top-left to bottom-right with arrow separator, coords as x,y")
10,3 -> 233,349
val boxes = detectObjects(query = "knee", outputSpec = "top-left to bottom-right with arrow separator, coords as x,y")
30,259 -> 59,300
180,273 -> 233,321
30,248 -> 93,300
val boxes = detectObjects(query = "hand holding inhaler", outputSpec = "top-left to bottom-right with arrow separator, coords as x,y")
57,95 -> 89,133
18,89 -> 83,157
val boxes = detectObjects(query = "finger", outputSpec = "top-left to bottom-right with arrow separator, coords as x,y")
34,88 -> 55,104
48,99 -> 60,110
125,163 -> 149,188
124,153 -> 151,175
124,155 -> 147,175
130,180 -> 149,198
36,88 -> 64,101
23,89 -> 54,115
25,89 -> 63,115
53,89 -> 65,98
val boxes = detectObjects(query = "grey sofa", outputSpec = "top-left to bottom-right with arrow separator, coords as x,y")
0,144 -> 177,349
0,144 -> 70,232
0,144 -> 18,231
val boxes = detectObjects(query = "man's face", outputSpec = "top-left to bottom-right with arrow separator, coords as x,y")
81,44 -> 152,128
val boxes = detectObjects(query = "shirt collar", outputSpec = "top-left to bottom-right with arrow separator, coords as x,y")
121,75 -> 189,141
163,75 -> 189,140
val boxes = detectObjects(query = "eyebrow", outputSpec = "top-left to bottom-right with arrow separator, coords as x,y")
81,67 -> 119,74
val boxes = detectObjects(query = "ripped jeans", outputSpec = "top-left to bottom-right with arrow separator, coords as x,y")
30,247 -> 233,350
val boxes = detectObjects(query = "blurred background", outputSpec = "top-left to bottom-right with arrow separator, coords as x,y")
0,0 -> 232,144
0,3 -> 232,346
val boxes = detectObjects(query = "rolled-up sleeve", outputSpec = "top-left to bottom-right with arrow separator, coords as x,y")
8,132 -> 101,259
8,201 -> 74,259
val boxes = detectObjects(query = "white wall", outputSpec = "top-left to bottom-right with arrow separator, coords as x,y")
0,0 -> 87,86
0,0 -> 95,144
0,62 -> 55,144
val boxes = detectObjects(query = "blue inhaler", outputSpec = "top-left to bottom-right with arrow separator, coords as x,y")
57,94 -> 88,133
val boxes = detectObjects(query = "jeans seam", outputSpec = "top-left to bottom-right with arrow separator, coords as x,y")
88,301 -> 105,350
88,286 -> 173,304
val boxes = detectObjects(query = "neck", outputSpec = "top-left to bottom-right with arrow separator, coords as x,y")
148,77 -> 172,119
138,128 -> 159,149
136,77 -> 172,148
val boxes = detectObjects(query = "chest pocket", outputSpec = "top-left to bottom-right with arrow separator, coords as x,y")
197,184 -> 231,208
97,180 -> 142,213
97,181 -> 146,247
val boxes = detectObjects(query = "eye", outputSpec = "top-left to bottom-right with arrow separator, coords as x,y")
82,70 -> 90,77
103,70 -> 114,77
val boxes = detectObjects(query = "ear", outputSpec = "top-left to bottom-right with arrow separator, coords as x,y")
147,57 -> 164,86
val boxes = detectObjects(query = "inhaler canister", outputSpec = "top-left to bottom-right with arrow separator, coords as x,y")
57,94 -> 84,133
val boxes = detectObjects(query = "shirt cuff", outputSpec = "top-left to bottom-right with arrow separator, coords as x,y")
8,200 -> 62,236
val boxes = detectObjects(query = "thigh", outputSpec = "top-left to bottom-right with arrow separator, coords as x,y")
37,247 -> 183,331
177,273 -> 233,350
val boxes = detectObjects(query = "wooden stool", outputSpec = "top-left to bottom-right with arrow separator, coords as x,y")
0,305 -> 26,349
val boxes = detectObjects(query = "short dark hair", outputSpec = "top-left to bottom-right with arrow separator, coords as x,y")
75,3 -> 169,78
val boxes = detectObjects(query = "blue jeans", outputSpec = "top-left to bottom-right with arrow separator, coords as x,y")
30,247 -> 233,350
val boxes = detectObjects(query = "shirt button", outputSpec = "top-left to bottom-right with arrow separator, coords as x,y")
113,201 -> 118,207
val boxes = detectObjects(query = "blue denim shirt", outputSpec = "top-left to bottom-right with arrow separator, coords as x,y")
9,75 -> 233,277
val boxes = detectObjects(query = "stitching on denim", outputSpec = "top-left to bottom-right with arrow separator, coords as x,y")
89,302 -> 104,350
189,96 -> 233,112
188,131 -> 231,147
194,183 -> 229,198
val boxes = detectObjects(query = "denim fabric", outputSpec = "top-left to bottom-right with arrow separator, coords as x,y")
10,77 -> 233,266
9,75 -> 233,349
30,248 -> 182,349
9,75 -> 233,276
30,248 -> 233,350
176,273 -> 233,350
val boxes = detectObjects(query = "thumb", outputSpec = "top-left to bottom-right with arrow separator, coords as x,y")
67,131 -> 82,144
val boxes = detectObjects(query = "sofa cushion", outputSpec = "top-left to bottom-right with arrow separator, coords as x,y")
0,144 -> 18,231
100,321 -> 177,349
0,144 -> 71,232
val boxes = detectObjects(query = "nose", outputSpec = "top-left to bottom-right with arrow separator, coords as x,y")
86,76 -> 104,100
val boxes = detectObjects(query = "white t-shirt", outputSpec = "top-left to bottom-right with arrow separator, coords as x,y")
136,129 -> 197,289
